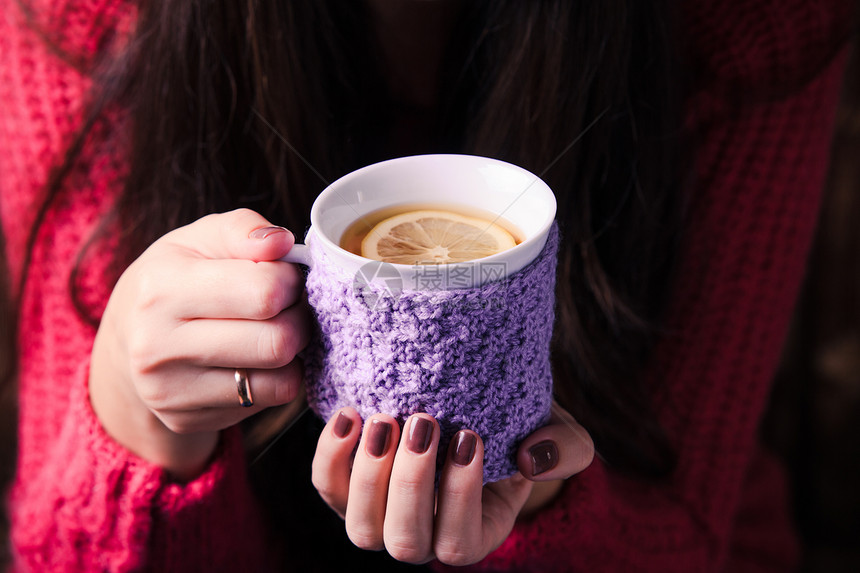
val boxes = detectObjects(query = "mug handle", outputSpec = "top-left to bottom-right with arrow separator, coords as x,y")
280,243 -> 312,267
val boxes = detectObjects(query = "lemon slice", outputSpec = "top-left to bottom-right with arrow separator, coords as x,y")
360,209 -> 517,264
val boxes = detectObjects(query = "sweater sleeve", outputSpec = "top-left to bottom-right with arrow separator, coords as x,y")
434,1 -> 852,572
11,360 -> 272,572
2,2 -> 276,570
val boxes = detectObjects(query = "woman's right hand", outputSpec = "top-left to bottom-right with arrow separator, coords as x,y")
89,209 -> 312,480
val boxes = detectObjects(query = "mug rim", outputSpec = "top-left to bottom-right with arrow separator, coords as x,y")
308,154 -> 557,275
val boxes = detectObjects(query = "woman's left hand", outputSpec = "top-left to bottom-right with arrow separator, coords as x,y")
311,403 -> 594,566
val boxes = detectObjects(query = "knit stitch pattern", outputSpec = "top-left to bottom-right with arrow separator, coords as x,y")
304,224 -> 559,483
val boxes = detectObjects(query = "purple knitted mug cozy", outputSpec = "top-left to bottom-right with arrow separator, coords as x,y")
303,223 -> 559,483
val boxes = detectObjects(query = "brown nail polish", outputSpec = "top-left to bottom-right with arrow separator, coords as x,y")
450,431 -> 477,467
529,440 -> 559,476
249,225 -> 288,240
406,417 -> 433,454
366,419 -> 392,458
333,412 -> 353,438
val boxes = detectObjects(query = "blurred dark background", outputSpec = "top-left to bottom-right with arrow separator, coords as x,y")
764,36 -> 860,573
1,34 -> 859,573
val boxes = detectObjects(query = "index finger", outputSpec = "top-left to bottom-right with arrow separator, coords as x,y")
166,208 -> 296,262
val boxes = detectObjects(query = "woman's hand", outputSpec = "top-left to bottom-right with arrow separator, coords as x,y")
312,403 -> 594,566
89,209 -> 312,480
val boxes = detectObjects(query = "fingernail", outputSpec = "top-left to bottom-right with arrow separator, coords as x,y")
406,417 -> 433,454
529,440 -> 559,476
333,412 -> 353,438
366,419 -> 392,458
250,225 -> 289,240
450,430 -> 477,467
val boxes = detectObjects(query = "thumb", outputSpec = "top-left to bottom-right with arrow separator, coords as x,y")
168,208 -> 296,262
516,401 -> 595,481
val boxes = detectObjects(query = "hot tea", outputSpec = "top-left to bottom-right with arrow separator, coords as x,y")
339,203 -> 523,265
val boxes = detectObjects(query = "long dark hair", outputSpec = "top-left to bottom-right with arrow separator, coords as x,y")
6,0 -> 683,517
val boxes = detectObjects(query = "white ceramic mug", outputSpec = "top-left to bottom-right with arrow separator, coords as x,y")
288,154 -> 560,482
281,154 -> 556,289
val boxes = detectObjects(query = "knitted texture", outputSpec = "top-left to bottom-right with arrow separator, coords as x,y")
304,225 -> 559,483
1,1 -> 271,572
0,0 -> 853,571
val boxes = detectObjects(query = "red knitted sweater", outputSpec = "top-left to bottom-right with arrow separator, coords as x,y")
0,0 -> 852,571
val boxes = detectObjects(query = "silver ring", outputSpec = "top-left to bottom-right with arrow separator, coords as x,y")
235,368 -> 254,407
